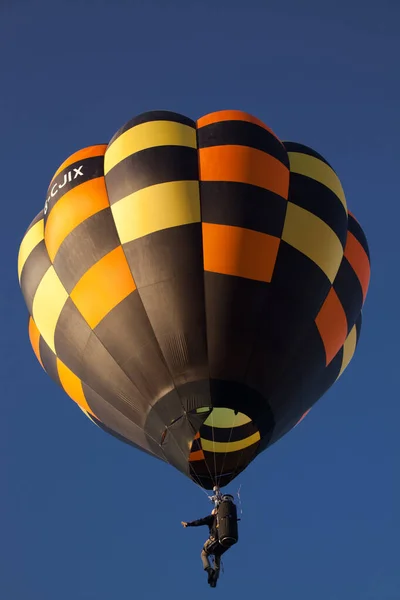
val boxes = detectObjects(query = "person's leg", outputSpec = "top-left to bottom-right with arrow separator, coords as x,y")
213,554 -> 220,582
201,546 -> 211,571
211,546 -> 228,586
201,540 -> 215,584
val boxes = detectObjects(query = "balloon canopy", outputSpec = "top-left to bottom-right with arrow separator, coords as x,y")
17,110 -> 370,490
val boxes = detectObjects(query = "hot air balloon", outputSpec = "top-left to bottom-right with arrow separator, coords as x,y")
17,110 -> 370,490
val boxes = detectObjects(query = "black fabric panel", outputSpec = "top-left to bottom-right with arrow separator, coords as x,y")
82,384 -> 166,462
257,323 -> 342,449
248,315 -> 325,422
89,412 -> 165,462
39,337 -> 60,386
137,274 -> 209,385
54,298 -> 92,378
105,146 -> 198,203
348,213 -> 370,260
197,120 -> 289,168
209,379 -> 275,441
333,257 -> 364,334
200,181 -> 287,237
144,385 -> 206,474
123,224 -> 209,386
44,156 -> 104,222
288,173 -> 348,247
245,241 -> 331,399
269,322 -> 328,432
160,415 -> 206,477
55,306 -> 151,431
146,388 -> 211,477
53,208 -> 120,293
201,420 -> 258,444
305,344 -> 343,424
355,312 -> 362,345
20,241 -> 51,313
190,437 -> 202,452
109,111 -> 195,145
271,240 -> 332,326
94,291 -> 174,404
203,272 -> 270,382
283,141 -> 333,168
123,223 -> 203,287
80,332 -> 150,420
145,381 -> 212,439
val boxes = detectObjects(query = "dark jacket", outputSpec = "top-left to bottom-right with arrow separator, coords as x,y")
187,514 -> 218,539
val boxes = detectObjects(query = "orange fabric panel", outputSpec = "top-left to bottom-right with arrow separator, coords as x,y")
57,359 -> 96,417
45,178 -> 110,261
199,145 -> 288,198
28,317 -> 44,369
197,110 -> 278,139
70,246 -> 136,329
315,288 -> 348,366
203,223 -> 280,283
189,449 -> 205,462
344,231 -> 370,300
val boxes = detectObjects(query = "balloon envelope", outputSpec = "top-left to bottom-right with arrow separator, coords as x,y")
18,110 -> 370,489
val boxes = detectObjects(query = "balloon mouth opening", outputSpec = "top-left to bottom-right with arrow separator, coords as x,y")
188,406 -> 261,488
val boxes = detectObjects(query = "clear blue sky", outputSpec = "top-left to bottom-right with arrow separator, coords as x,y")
2,1 -> 399,598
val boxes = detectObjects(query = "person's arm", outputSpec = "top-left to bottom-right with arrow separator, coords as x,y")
182,515 -> 212,528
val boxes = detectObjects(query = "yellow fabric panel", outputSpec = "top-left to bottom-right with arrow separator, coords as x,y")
201,431 -> 261,453
203,407 -> 251,428
57,358 -> 96,417
18,219 -> 44,281
337,325 -> 357,379
288,152 -> 347,211
112,181 -> 201,243
32,266 -> 68,353
104,120 -> 197,174
282,203 -> 343,283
